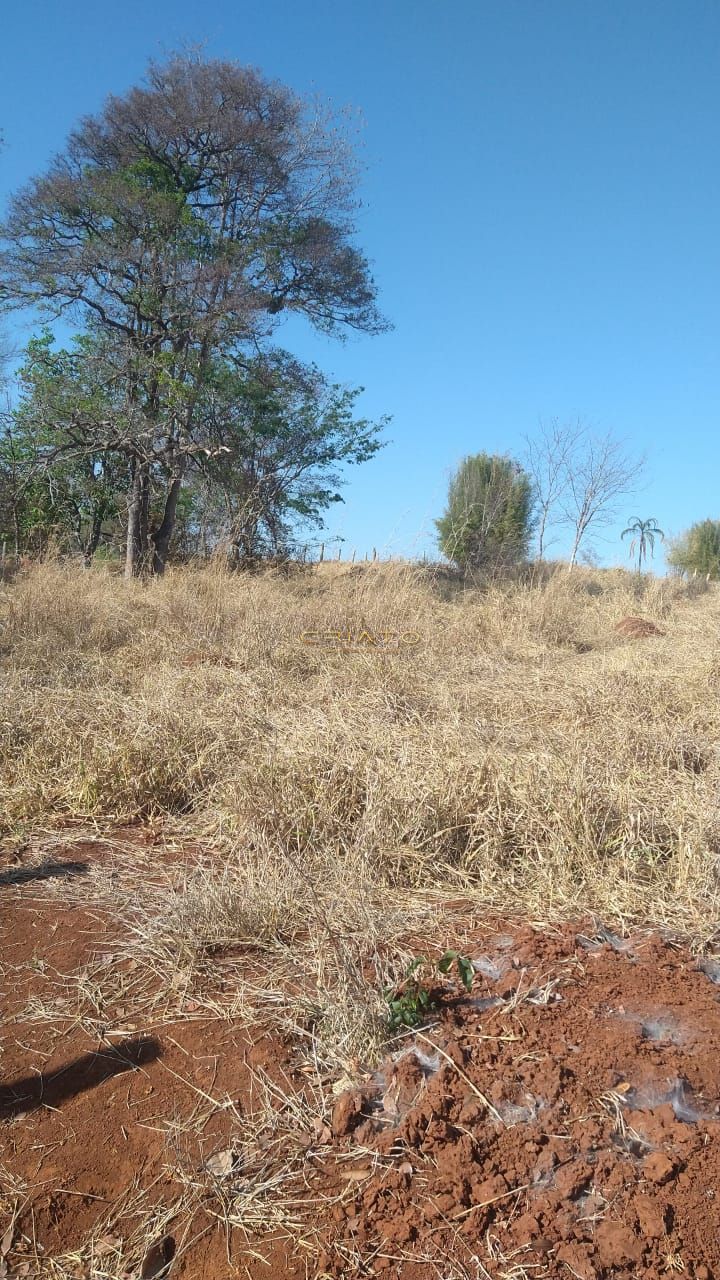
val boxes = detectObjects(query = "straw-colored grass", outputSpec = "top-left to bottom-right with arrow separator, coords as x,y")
3,557 -> 720,1065
5,555 -> 720,1276
3,559 -> 718,909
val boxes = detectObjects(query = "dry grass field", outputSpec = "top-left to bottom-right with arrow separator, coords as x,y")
3,560 -> 720,1278
4,559 -> 720,932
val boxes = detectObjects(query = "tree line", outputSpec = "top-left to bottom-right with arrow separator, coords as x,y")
0,54 -> 716,581
437,430 -> 720,579
436,421 -> 646,571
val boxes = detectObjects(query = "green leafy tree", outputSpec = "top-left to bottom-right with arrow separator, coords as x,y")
621,516 -> 664,572
436,453 -> 535,571
0,418 -> 40,557
193,351 -> 386,562
0,53 -> 387,576
667,519 -> 720,580
1,332 -> 126,562
2,331 -> 385,566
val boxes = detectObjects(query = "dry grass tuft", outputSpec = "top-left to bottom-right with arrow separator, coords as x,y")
4,557 -> 720,1071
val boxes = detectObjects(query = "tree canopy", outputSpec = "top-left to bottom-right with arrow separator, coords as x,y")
0,330 -> 385,565
0,53 -> 387,574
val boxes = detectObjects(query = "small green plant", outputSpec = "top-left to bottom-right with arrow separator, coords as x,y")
385,957 -> 434,1030
437,949 -> 475,992
385,950 -> 474,1031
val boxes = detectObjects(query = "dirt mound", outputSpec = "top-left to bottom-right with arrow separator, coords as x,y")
322,925 -> 720,1278
615,615 -> 666,638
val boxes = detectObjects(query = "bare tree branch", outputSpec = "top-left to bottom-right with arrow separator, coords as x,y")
523,417 -> 586,558
561,431 -> 645,568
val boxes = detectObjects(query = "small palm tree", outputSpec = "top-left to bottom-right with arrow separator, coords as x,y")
621,516 -> 664,572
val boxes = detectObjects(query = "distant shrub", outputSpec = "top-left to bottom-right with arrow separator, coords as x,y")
436,453 -> 534,571
667,519 -> 720,580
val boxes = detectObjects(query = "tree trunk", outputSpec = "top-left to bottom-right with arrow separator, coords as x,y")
139,469 -> 150,561
537,511 -> 547,560
150,463 -> 186,575
12,504 -> 21,562
568,533 -> 581,570
125,457 -> 150,579
82,510 -> 104,569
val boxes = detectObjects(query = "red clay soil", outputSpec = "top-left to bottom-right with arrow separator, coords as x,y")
0,846 -> 303,1280
3,849 -> 720,1279
323,925 -> 720,1279
614,616 -> 666,638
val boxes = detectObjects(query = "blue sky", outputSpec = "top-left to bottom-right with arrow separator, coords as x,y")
1,0 -> 718,565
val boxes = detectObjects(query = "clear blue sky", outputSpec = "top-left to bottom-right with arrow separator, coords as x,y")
1,0 -> 718,564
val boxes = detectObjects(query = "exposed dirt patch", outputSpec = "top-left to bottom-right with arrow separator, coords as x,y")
0,845 -> 310,1279
3,846 -> 720,1278
321,925 -> 720,1278
614,616 -> 666,638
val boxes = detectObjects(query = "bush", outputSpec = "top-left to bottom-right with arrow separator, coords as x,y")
436,453 -> 534,570
667,519 -> 720,580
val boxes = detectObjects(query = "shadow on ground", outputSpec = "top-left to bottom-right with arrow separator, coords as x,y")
0,1036 -> 162,1119
0,858 -> 89,887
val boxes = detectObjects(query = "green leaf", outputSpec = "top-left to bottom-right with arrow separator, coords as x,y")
437,949 -> 458,975
457,956 -> 475,992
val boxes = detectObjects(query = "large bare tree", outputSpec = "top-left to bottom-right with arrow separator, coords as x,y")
523,417 -> 585,559
562,430 -> 644,568
524,419 -> 643,567
0,54 -> 386,575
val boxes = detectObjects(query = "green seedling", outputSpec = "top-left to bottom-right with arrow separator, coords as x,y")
385,956 -> 434,1031
437,949 -> 475,992
385,950 -> 475,1031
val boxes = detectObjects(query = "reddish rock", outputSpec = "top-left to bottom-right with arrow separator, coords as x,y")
614,616 -> 665,638
643,1152 -> 677,1186
594,1221 -> 643,1267
634,1193 -> 667,1239
512,1212 -> 540,1243
555,1243 -> 597,1280
554,1159 -> 593,1199
331,1089 -> 366,1137
470,1173 -> 508,1205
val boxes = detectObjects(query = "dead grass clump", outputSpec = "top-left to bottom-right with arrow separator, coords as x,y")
2,559 -> 719,939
